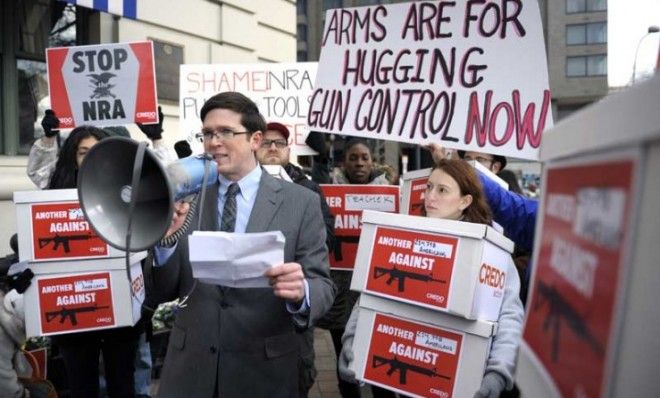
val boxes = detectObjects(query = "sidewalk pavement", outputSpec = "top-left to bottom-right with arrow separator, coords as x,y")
309,328 -> 373,398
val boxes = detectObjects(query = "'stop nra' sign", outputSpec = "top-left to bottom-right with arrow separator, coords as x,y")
47,41 -> 158,128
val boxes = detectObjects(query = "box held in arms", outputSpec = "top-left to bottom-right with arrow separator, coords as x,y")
14,189 -> 128,264
23,258 -> 146,337
351,294 -> 496,398
351,210 -> 514,321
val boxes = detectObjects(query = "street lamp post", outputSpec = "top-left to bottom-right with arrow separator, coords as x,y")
632,25 -> 660,84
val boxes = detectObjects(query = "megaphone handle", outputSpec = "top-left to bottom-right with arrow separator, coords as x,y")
195,155 -> 213,231
123,142 -> 149,295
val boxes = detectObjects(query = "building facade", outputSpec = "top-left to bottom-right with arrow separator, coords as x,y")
0,0 -> 296,255
541,0 -> 608,119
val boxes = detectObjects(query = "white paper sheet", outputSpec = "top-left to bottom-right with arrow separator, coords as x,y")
188,230 -> 285,288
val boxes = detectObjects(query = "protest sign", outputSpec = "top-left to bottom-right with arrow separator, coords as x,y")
30,202 -> 109,261
47,41 -> 157,128
180,62 -> 318,155
400,168 -> 432,216
310,1 -> 552,160
320,184 -> 399,270
523,152 -> 639,397
38,272 -> 116,334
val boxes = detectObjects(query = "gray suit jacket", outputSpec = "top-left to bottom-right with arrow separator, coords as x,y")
147,171 -> 335,398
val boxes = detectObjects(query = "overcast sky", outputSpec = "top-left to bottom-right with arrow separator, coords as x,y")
608,0 -> 660,87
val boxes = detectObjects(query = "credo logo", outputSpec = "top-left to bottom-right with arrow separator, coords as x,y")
426,293 -> 445,304
479,263 -> 505,289
59,117 -> 74,125
430,388 -> 449,398
96,317 -> 112,323
136,111 -> 156,119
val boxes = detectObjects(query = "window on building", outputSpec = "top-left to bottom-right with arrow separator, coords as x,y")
297,0 -> 307,16
566,54 -> 607,77
587,54 -> 607,75
566,25 -> 586,45
16,2 -> 78,154
297,24 -> 308,41
567,0 -> 607,13
323,0 -> 343,11
566,22 -> 607,45
586,22 -> 607,43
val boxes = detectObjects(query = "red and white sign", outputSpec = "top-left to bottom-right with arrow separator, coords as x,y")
320,185 -> 399,270
30,202 -> 109,261
47,41 -> 157,128
180,62 -> 318,155
404,177 -> 428,216
38,272 -> 115,334
364,313 -> 462,398
366,226 -> 458,310
523,155 -> 638,398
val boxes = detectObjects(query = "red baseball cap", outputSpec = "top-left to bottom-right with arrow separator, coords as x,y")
266,122 -> 290,140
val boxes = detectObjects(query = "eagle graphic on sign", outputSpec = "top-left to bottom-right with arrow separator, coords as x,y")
88,72 -> 117,99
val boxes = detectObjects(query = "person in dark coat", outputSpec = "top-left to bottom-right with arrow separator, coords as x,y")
257,122 -> 336,397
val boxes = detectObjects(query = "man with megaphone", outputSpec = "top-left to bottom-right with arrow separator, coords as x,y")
144,92 -> 335,398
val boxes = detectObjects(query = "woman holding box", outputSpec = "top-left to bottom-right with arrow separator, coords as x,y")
45,125 -> 143,398
339,159 -> 524,398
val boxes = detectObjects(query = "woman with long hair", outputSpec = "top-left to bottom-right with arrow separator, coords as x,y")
339,159 -> 524,398
45,125 -> 142,398
47,126 -> 108,189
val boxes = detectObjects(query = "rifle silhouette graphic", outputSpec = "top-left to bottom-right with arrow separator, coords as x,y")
374,266 -> 446,292
333,235 -> 360,262
534,281 -> 604,362
372,355 -> 450,385
45,304 -> 110,326
38,233 -> 92,253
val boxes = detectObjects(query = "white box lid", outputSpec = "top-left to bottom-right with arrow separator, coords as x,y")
14,189 -> 79,204
361,210 -> 514,253
359,294 -> 497,338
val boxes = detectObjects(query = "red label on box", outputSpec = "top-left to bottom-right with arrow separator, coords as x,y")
407,177 -> 429,216
31,202 -> 109,261
366,227 -> 458,309
320,185 -> 399,270
39,272 -> 115,333
364,313 -> 462,398
524,158 -> 636,398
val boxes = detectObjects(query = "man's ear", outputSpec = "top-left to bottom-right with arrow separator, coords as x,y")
491,162 -> 502,173
250,131 -> 263,150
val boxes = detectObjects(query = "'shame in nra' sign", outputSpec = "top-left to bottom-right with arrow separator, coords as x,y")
310,1 -> 552,160
47,41 -> 158,128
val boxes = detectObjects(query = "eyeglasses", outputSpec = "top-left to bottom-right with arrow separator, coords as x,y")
464,155 -> 493,166
260,139 -> 288,149
195,128 -> 250,142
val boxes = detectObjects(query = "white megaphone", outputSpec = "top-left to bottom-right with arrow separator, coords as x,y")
77,136 -> 217,252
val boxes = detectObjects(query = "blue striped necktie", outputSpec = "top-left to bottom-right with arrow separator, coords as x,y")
220,183 -> 240,232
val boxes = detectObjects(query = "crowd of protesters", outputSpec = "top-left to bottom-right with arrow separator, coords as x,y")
0,89 -> 542,398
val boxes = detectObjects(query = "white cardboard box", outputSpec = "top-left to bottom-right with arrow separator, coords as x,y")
517,77 -> 660,398
14,189 -> 128,263
24,260 -> 146,337
351,294 -> 496,398
351,210 -> 513,321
